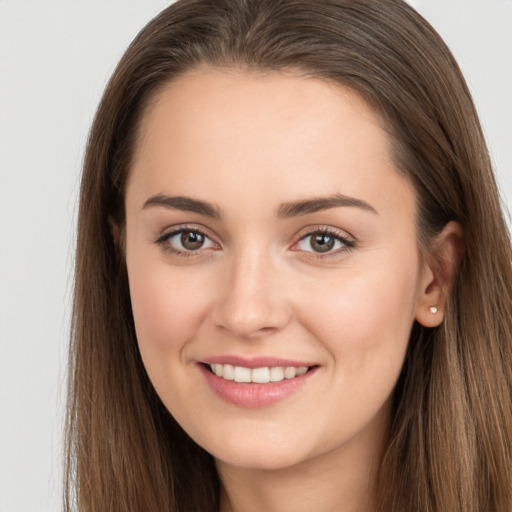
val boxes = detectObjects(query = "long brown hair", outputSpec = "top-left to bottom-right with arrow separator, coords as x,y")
65,1 -> 512,510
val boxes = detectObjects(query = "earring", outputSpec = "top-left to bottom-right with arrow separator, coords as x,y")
429,306 -> 438,314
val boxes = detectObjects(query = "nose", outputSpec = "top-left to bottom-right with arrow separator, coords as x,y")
211,248 -> 291,340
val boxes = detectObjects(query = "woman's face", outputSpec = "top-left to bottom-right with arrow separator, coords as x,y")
124,68 -> 433,471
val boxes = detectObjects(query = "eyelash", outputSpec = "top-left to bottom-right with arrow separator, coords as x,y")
294,227 -> 356,259
155,225 -> 217,258
154,225 -> 355,259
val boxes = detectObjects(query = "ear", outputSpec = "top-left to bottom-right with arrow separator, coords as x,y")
415,221 -> 464,327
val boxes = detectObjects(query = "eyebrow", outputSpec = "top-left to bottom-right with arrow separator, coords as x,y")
276,194 -> 378,218
142,194 -> 221,218
142,193 -> 377,218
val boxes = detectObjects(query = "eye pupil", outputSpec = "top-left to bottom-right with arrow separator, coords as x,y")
181,230 -> 204,250
310,233 -> 335,253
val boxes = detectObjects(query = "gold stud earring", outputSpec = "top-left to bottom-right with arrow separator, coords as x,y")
429,306 -> 438,314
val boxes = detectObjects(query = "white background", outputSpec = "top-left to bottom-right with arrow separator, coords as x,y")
0,1 -> 510,511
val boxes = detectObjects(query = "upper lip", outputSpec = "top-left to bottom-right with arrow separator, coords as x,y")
201,355 -> 317,369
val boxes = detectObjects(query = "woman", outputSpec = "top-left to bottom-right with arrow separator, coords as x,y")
65,0 -> 512,511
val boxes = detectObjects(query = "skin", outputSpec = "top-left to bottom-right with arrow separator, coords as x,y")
123,68 -> 458,512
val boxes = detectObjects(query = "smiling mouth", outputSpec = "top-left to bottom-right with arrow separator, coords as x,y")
206,363 -> 315,383
200,362 -> 319,407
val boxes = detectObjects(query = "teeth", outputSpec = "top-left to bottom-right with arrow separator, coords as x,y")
208,364 -> 310,383
223,364 -> 234,380
234,366 -> 251,383
269,367 -> 284,381
284,367 -> 296,379
252,367 -> 270,383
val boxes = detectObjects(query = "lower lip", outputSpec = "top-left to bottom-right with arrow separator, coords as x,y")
199,364 -> 317,408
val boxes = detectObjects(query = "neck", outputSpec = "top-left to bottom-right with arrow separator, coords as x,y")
216,418 -> 387,512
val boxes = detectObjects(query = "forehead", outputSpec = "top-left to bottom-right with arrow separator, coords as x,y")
135,67 -> 387,163
127,67 -> 415,220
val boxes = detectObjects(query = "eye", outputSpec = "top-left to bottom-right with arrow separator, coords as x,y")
156,228 -> 217,255
296,230 -> 354,254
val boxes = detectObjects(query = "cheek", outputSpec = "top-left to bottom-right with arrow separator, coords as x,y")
301,251 -> 420,372
127,257 -> 212,361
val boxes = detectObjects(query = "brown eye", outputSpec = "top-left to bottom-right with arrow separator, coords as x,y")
309,233 -> 335,253
296,230 -> 353,255
180,230 -> 205,250
157,228 -> 217,255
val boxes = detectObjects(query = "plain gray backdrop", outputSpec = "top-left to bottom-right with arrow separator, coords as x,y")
0,1 -> 511,511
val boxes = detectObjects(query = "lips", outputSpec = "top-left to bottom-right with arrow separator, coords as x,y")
199,356 -> 318,408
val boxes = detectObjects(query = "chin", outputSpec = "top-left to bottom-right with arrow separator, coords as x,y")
193,423 -> 317,471
213,445 -> 307,471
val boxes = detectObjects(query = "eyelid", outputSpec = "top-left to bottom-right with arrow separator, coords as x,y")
291,225 -> 356,257
293,223 -> 355,240
155,222 -> 218,241
154,224 -> 221,256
